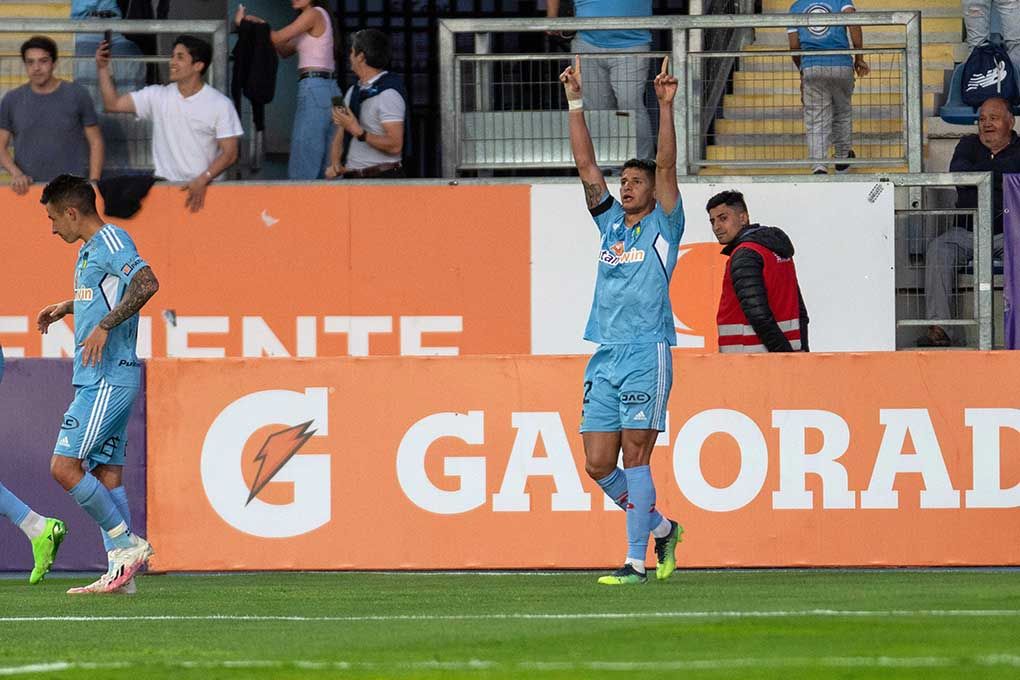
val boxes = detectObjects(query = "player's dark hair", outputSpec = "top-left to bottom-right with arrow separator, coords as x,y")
351,29 -> 391,70
173,34 -> 212,76
40,174 -> 97,216
706,190 -> 748,215
622,158 -> 656,182
20,35 -> 58,62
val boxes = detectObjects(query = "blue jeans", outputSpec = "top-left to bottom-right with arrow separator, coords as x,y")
289,77 -> 341,180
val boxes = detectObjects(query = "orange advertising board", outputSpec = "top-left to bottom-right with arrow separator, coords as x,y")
0,183 -> 531,357
146,352 -> 1020,570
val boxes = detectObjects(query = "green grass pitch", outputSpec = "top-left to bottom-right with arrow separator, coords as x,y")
0,570 -> 1018,679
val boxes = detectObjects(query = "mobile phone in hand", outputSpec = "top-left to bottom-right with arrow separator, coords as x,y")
103,29 -> 112,45
331,95 -> 346,110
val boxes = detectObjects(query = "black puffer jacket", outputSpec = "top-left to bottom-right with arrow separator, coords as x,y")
721,224 -> 810,352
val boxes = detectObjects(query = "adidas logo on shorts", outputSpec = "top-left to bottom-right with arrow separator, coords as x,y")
633,411 -> 647,422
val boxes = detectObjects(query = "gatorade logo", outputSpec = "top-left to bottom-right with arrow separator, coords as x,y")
200,388 -> 331,538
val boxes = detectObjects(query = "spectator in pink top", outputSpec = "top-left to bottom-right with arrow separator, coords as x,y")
236,0 -> 340,179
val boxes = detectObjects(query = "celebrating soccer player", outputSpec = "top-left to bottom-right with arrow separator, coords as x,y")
559,56 -> 684,585
37,175 -> 157,594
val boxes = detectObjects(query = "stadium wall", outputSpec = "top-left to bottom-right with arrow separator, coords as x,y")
0,360 -> 147,572
146,353 -> 1020,570
0,180 -> 894,360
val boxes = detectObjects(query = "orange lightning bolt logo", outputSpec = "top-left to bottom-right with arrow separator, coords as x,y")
245,421 -> 317,506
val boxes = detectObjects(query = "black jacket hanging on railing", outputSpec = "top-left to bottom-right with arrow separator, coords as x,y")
231,20 -> 278,132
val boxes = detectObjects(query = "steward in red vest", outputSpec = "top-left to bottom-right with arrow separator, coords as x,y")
707,190 -> 810,353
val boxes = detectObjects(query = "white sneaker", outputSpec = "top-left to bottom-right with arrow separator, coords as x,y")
67,573 -> 139,595
811,164 -> 828,175
67,571 -> 117,595
106,535 -> 154,591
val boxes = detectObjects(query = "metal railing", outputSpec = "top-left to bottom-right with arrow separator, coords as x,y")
438,12 -> 922,178
0,20 -> 228,175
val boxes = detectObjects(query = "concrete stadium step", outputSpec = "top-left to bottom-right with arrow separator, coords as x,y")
711,133 -> 903,146
738,43 -> 958,71
0,2 -> 71,18
713,118 -> 902,134
721,91 -> 935,117
697,164 -> 909,175
719,104 -> 909,119
762,0 -> 962,18
732,68 -> 946,91
751,20 -> 963,47
705,143 -> 905,161
732,77 -> 913,95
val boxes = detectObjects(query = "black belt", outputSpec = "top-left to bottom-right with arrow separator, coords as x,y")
343,162 -> 403,179
298,70 -> 335,81
87,10 -> 118,17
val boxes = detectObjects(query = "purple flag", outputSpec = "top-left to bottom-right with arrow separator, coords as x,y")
1004,174 -> 1020,349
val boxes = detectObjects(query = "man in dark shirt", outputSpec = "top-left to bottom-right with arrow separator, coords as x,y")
0,36 -> 103,193
920,96 -> 1020,346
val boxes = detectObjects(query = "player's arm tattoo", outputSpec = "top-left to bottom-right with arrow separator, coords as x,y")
98,266 -> 159,331
583,181 -> 604,209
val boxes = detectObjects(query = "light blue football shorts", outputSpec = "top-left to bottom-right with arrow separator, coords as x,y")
53,379 -> 138,470
580,341 -> 673,433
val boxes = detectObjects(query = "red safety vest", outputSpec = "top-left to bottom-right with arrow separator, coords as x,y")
717,241 -> 803,353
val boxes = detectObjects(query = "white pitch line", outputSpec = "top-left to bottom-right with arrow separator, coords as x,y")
1,609 -> 1019,624
2,656 -> 1020,676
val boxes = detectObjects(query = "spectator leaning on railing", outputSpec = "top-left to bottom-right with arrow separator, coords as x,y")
964,0 -> 1020,80
787,0 -> 869,175
0,36 -> 104,194
236,0 -> 341,180
326,29 -> 407,180
919,96 -> 1018,348
95,35 -> 243,212
547,0 -> 654,161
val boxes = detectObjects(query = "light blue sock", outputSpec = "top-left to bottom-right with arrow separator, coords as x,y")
101,486 -> 131,554
596,467 -> 665,526
69,475 -> 132,549
0,481 -> 31,526
623,466 -> 656,562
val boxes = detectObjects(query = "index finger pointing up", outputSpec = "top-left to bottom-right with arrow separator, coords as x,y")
660,56 -> 669,75
575,54 -> 581,74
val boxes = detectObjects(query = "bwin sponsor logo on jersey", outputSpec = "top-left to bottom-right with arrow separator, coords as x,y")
600,243 -> 646,267
74,287 -> 93,301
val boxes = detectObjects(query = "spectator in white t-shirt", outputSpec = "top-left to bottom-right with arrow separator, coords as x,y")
95,34 -> 243,211
325,29 -> 407,179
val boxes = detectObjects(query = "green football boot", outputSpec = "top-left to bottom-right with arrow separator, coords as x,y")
654,520 -> 683,581
597,564 -> 648,585
29,518 -> 67,585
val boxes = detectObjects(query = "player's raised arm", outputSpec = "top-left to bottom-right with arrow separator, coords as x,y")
560,55 -> 608,209
653,56 -> 679,215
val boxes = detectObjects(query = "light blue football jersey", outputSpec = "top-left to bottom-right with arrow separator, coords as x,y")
574,0 -> 653,49
584,192 -> 685,345
71,223 -> 148,387
788,0 -> 855,70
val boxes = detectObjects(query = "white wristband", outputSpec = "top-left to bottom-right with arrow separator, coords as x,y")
567,98 -> 584,111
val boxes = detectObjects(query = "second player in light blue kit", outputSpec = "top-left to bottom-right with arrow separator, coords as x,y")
37,174 -> 158,595
559,56 -> 683,585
